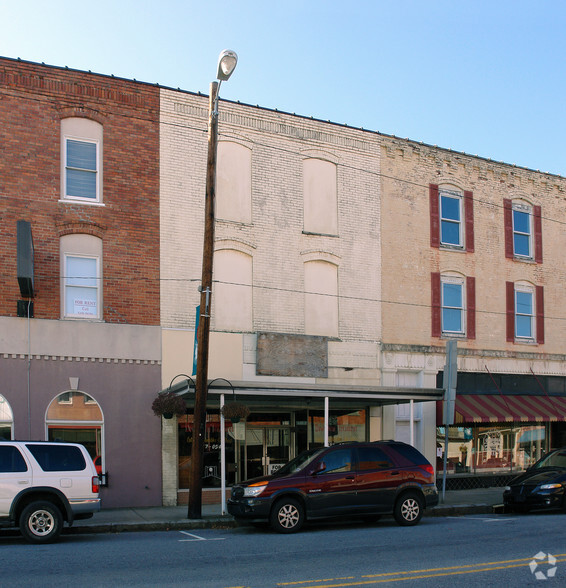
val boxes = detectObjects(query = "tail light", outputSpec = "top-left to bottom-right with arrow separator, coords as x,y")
92,476 -> 100,494
418,464 -> 434,476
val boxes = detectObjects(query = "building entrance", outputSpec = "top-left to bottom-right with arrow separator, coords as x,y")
240,427 -> 291,480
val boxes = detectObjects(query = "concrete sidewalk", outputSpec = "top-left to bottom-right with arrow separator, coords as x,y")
63,487 -> 505,536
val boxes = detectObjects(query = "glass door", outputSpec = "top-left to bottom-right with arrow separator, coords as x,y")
241,427 -> 290,480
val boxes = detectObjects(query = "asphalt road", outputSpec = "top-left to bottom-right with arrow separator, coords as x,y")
2,512 -> 565,587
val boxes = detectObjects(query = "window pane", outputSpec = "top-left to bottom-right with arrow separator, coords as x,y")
441,195 -> 460,221
516,291 -> 532,315
443,283 -> 462,308
67,140 -> 96,171
513,210 -> 530,234
67,168 -> 97,199
65,286 -> 97,316
516,315 -> 532,338
67,257 -> 97,287
441,221 -> 461,245
514,233 -> 530,256
443,308 -> 462,332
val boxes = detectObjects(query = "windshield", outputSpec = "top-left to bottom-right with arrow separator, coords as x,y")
276,448 -> 324,476
534,450 -> 566,469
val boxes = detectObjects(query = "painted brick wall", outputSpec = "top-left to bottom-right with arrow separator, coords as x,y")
0,58 -> 160,325
160,89 -> 382,347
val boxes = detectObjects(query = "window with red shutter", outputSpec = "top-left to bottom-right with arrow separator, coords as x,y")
466,276 -> 476,340
430,184 -> 440,248
506,281 -> 515,341
464,191 -> 474,252
534,205 -> 543,263
503,200 -> 514,259
536,285 -> 544,344
431,272 -> 441,337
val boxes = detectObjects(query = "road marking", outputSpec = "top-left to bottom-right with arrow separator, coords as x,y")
276,554 -> 566,587
178,531 -> 226,542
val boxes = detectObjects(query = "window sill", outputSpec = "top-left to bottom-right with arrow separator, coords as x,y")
302,231 -> 339,238
439,244 -> 466,252
59,199 -> 105,207
512,255 -> 536,264
513,338 -> 537,345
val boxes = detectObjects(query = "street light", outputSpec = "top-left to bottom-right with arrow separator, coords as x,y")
188,50 -> 238,519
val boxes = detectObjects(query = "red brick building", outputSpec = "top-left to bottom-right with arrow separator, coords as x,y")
0,57 -> 162,507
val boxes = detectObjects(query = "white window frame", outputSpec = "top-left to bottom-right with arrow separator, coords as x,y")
441,275 -> 465,336
512,202 -> 533,259
64,136 -> 99,202
63,254 -> 101,320
439,189 -> 463,248
515,284 -> 535,341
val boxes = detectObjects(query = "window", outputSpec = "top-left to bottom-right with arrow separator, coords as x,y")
504,199 -> 543,262
320,448 -> 352,474
304,260 -> 339,337
430,184 -> 474,251
216,142 -> 252,224
60,234 -> 102,320
61,118 -> 103,203
357,446 -> 394,471
25,444 -> 86,472
442,278 -> 464,334
431,273 -> 475,339
506,282 -> 544,344
303,158 -> 338,235
64,256 -> 99,318
0,446 -> 27,473
65,139 -> 98,200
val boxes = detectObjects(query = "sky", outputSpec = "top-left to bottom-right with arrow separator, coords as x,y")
2,0 -> 565,177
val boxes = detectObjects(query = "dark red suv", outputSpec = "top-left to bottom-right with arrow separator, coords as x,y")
227,440 -> 438,533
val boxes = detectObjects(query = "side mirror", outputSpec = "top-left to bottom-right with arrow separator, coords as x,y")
311,461 -> 326,475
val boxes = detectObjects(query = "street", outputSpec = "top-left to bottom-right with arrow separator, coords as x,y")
1,512 -> 565,587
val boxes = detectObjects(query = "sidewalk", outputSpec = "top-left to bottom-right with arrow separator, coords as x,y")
64,487 -> 505,536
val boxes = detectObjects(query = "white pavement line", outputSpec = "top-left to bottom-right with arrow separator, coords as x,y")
178,531 -> 226,542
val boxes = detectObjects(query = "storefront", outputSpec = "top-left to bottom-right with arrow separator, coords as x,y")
436,373 -> 566,487
168,379 -> 443,500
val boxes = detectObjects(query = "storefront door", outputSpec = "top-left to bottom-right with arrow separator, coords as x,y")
242,427 -> 290,480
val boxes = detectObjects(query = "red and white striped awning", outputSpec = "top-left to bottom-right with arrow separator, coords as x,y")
455,395 -> 566,424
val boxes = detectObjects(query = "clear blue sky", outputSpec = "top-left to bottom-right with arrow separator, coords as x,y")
2,0 -> 565,176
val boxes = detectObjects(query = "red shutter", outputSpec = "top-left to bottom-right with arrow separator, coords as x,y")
503,199 -> 513,258
464,191 -> 474,252
506,281 -> 515,342
430,184 -> 440,248
431,272 -> 441,337
536,285 -> 545,344
534,205 -> 543,263
466,276 -> 476,340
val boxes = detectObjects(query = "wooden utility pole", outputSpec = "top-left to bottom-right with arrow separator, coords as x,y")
188,82 -> 219,519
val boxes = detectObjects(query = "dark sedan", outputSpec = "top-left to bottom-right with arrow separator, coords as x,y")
503,448 -> 566,513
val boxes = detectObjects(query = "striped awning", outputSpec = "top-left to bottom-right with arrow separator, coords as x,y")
455,394 -> 566,424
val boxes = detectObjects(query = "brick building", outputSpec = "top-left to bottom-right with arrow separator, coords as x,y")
0,57 -> 162,507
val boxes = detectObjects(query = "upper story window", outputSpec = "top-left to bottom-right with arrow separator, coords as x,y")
430,184 -> 474,251
441,276 -> 464,335
506,281 -> 544,344
431,272 -> 476,340
60,234 -> 103,320
303,158 -> 338,236
504,199 -> 543,263
440,190 -> 463,246
216,141 -> 252,224
61,118 -> 103,204
304,259 -> 339,338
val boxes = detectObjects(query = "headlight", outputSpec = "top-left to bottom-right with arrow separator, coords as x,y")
243,483 -> 268,497
540,483 -> 562,490
504,486 -> 511,491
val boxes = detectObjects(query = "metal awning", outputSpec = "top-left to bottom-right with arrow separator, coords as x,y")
455,394 -> 566,424
164,378 -> 443,407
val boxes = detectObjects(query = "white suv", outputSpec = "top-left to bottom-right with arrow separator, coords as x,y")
0,441 -> 100,543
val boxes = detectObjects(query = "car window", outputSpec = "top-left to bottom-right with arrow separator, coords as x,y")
382,444 -> 426,468
25,444 -> 86,472
357,446 -> 394,470
536,451 -> 566,469
0,446 -> 28,473
319,448 -> 353,474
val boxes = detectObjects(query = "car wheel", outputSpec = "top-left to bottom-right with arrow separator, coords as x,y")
394,492 -> 423,526
270,498 -> 304,533
19,501 -> 63,544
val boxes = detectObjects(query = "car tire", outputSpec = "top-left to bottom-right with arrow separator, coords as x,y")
394,492 -> 423,526
19,501 -> 63,544
270,498 -> 304,533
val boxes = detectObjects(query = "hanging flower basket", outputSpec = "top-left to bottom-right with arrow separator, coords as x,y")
152,392 -> 186,419
221,402 -> 250,423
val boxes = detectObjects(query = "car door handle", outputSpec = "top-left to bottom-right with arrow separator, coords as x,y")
346,475 -> 355,480
390,471 -> 400,476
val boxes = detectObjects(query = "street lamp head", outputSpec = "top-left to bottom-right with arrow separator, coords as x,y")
216,49 -> 238,81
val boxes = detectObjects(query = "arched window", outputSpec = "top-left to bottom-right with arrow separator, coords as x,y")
60,234 -> 103,320
0,395 -> 14,440
61,118 -> 103,203
46,391 -> 104,474
304,260 -> 338,337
